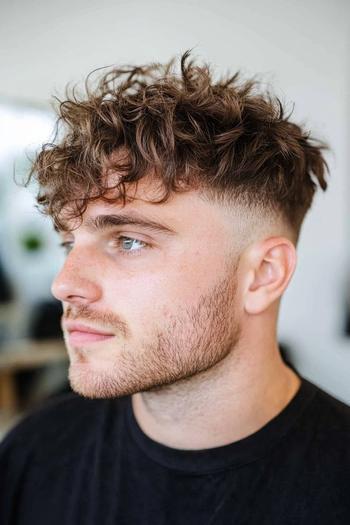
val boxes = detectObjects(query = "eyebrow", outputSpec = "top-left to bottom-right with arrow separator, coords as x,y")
55,213 -> 177,236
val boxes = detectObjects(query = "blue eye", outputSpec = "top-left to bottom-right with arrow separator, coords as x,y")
119,236 -> 146,253
58,236 -> 149,257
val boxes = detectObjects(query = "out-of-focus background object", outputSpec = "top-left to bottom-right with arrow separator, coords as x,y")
0,101 -> 70,439
0,0 -> 349,439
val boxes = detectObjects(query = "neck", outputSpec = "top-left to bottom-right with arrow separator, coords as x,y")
131,325 -> 301,450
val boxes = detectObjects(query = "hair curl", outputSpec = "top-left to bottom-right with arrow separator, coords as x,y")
28,50 -> 329,240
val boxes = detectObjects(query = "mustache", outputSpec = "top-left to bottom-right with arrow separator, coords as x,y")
62,305 -> 130,338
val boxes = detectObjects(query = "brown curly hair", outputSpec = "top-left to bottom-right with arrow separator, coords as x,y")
28,50 -> 329,241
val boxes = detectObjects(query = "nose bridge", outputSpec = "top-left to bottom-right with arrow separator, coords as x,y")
51,244 -> 101,303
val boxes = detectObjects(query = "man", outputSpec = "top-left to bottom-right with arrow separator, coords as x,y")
1,51 -> 349,524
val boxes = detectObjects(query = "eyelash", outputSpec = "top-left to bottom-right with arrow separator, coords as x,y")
59,235 -> 150,257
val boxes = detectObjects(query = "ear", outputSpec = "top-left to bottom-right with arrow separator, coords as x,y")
242,237 -> 297,315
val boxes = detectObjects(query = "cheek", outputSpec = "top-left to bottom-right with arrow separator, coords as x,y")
100,240 -> 229,327
100,269 -> 211,331
100,270 -> 168,322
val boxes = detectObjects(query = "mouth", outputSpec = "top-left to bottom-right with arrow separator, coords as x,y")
67,331 -> 115,345
64,322 -> 115,346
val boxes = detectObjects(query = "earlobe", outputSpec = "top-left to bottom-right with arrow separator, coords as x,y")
243,238 -> 297,315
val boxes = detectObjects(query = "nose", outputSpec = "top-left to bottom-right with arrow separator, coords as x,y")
51,248 -> 102,305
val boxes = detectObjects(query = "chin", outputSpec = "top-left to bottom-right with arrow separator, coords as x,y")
68,362 -> 119,399
68,360 -> 145,399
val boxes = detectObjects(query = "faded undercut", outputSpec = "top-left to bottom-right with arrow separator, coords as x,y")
27,50 -> 329,242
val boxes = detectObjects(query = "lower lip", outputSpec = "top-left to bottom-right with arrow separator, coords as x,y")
68,331 -> 115,345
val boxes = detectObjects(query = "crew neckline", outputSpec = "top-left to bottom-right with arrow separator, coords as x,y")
124,375 -> 318,474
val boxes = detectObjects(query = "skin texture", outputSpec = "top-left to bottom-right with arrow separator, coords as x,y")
52,174 -> 301,450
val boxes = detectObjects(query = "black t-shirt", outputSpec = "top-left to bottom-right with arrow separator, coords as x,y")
1,374 -> 350,524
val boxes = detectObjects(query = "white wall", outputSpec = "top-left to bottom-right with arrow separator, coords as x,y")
1,0 -> 349,400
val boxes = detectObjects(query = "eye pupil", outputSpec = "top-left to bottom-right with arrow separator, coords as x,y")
122,237 -> 142,251
123,238 -> 133,249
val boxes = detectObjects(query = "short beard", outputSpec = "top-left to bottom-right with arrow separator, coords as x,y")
68,263 -> 241,399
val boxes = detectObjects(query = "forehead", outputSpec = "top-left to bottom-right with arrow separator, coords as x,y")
55,174 -> 234,236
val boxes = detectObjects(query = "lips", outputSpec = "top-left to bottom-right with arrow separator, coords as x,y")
63,322 -> 115,346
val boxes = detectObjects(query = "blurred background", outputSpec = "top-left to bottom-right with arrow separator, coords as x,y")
0,0 -> 349,439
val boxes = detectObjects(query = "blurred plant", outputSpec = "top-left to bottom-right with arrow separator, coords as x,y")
19,231 -> 44,252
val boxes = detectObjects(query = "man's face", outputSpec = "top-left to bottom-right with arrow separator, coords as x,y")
52,176 -> 243,399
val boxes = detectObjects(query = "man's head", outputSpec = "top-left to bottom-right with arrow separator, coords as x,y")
29,51 -> 328,399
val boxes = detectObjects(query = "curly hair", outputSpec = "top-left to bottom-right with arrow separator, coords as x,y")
28,50 -> 329,240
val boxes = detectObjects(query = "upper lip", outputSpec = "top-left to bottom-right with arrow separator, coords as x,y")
63,321 -> 114,336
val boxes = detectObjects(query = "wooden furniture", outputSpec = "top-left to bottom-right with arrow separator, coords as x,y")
0,339 -> 67,411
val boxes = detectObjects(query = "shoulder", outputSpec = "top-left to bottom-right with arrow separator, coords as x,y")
308,379 -> 350,435
1,391 -> 95,440
297,377 -> 350,451
299,379 -> 350,496
0,392 -> 116,463
309,382 -> 350,517
310,381 -> 350,466
275,377 -> 350,478
0,392 -> 127,521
